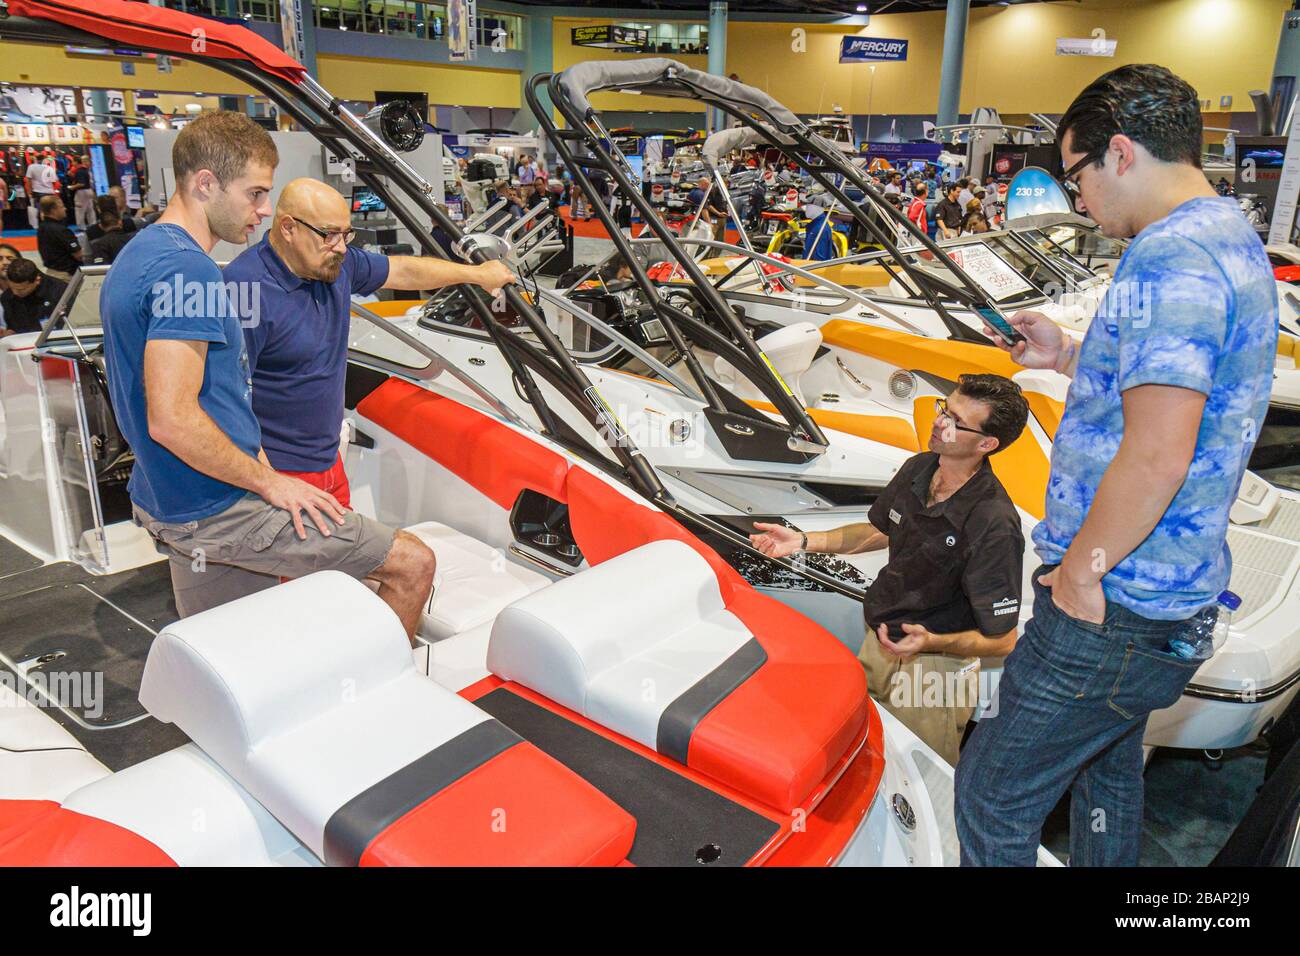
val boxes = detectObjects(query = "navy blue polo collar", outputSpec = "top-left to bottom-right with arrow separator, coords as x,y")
255,234 -> 309,293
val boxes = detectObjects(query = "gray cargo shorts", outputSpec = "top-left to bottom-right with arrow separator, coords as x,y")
134,493 -> 397,619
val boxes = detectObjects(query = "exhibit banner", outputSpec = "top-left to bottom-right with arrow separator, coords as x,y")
862,141 -> 942,163
839,36 -> 908,63
449,0 -> 477,62
279,0 -> 309,64
571,25 -> 649,50
1055,36 -> 1118,57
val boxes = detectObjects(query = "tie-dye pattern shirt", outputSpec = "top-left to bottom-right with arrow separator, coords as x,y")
1032,196 -> 1278,620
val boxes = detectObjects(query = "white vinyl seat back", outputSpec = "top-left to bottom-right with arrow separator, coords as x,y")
713,322 -> 822,406
140,572 -> 412,761
139,571 -> 494,860
60,744 -> 319,867
403,522 -> 550,642
487,540 -> 753,753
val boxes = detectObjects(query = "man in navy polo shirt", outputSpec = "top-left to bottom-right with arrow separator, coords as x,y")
224,178 -> 515,507
102,112 -> 436,643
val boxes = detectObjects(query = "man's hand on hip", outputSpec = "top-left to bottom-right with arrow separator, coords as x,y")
1039,565 -> 1106,625
259,472 -> 347,540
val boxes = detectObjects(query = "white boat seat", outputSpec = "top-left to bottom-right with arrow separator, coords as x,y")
404,521 -> 551,642
0,683 -> 109,802
487,540 -> 760,761
713,322 -> 822,406
138,572 -> 634,867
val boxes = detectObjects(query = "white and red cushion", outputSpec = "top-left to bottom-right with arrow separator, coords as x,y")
138,572 -> 633,866
488,539 -> 869,812
0,684 -> 109,803
403,521 -> 550,641
488,540 -> 756,752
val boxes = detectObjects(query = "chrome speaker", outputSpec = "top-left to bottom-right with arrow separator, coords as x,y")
361,100 -> 426,153
888,369 -> 917,401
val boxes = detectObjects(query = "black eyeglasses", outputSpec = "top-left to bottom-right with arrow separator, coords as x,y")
1060,150 -> 1105,199
935,398 -> 986,436
290,216 -> 355,247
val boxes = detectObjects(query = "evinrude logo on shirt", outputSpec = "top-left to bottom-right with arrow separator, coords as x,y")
49,886 -> 151,936
889,509 -> 902,524
945,535 -> 956,547
992,596 -> 1020,616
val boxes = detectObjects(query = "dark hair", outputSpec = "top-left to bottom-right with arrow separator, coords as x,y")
38,194 -> 61,216
94,194 -> 117,220
6,257 -> 40,285
1058,64 -> 1202,169
0,243 -> 21,261
963,211 -> 987,230
172,110 -> 278,187
957,373 -> 1029,455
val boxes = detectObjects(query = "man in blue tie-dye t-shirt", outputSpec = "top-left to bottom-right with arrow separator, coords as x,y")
955,65 -> 1278,867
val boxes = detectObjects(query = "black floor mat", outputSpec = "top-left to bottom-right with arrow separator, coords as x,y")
476,688 -> 781,867
0,534 -> 41,579
0,559 -> 188,772
83,560 -> 178,632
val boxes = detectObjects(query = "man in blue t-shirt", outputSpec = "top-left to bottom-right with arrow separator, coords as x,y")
224,177 -> 515,508
100,111 -> 436,641
955,65 -> 1278,866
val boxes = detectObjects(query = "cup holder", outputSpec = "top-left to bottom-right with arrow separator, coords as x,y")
533,532 -> 562,547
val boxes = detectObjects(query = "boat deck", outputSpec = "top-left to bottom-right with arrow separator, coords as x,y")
0,535 -> 188,771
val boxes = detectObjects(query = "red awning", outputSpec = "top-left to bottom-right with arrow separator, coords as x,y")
9,0 -> 307,85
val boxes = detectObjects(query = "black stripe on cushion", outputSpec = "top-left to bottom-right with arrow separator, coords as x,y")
656,638 -> 768,764
323,719 -> 522,866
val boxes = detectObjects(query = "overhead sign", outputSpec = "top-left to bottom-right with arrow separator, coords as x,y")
839,36 -> 908,63
1005,165 -> 1073,220
571,25 -> 649,50
947,243 -> 1034,302
862,141 -> 943,162
449,0 -> 477,62
1056,36 -> 1118,57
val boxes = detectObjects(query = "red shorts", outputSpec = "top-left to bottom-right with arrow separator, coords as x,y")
275,453 -> 352,583
276,453 -> 351,509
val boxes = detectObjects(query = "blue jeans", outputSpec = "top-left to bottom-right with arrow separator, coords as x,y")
954,565 -> 1207,866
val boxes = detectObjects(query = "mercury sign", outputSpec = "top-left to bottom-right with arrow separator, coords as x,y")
839,36 -> 909,63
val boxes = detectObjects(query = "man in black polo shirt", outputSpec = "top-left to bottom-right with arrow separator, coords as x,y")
0,258 -> 67,336
36,195 -> 82,282
750,373 -> 1030,763
935,182 -> 965,239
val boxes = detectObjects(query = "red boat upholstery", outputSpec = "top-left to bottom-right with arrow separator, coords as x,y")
359,378 -> 870,813
357,380 -> 569,509
489,540 -> 868,813
138,572 -> 634,866
0,800 -> 176,867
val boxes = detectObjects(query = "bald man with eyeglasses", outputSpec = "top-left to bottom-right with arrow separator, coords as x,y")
223,178 -> 515,507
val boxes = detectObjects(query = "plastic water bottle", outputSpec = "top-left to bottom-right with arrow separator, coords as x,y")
1166,591 -> 1241,660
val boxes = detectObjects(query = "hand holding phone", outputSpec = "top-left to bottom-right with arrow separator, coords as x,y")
974,303 -> 1027,346
980,307 -> 1071,371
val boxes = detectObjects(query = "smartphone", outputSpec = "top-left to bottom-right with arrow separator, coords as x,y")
973,303 -> 1026,346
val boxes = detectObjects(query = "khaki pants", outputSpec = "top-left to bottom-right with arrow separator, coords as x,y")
134,493 -> 396,619
859,632 -> 980,767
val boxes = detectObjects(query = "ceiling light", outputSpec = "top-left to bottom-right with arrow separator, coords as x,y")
856,2 -> 868,11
